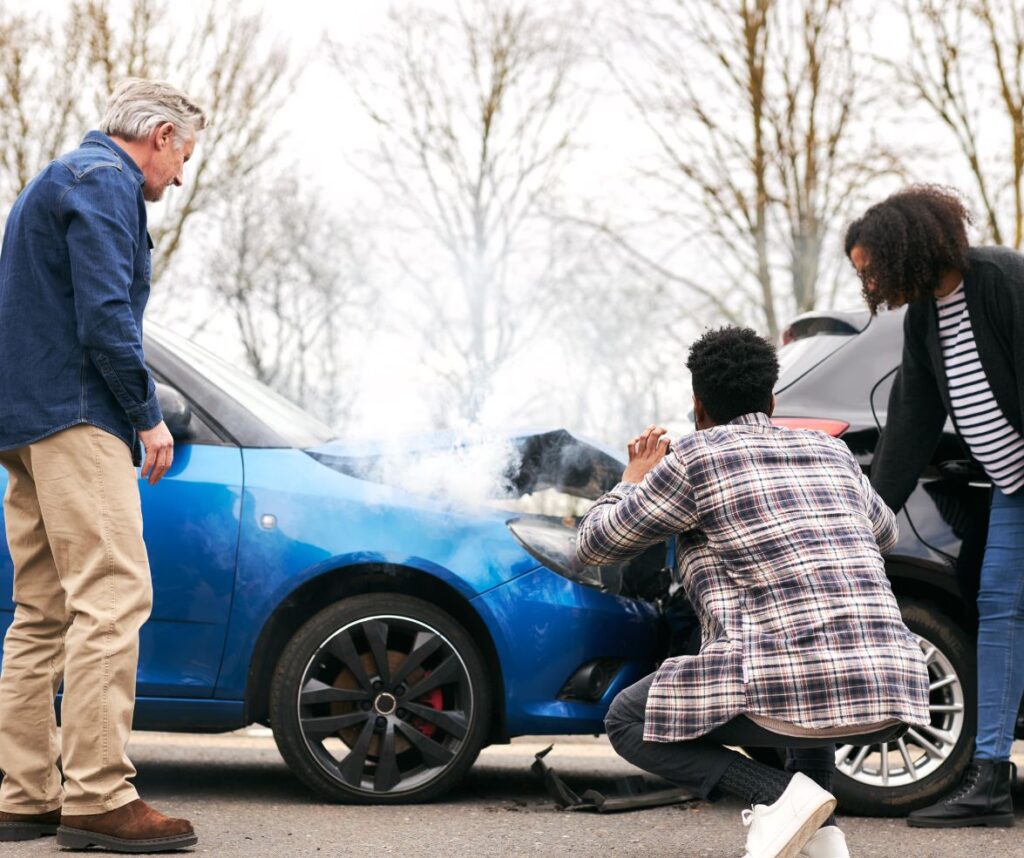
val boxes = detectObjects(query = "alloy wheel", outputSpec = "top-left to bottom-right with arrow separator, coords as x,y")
834,632 -> 966,788
296,614 -> 474,796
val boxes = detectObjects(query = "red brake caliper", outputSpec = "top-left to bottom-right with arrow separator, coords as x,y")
414,677 -> 444,737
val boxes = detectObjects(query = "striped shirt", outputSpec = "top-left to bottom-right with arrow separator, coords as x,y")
936,284 -> 1024,493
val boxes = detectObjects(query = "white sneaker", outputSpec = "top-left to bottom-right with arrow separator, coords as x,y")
798,825 -> 849,858
741,772 -> 838,858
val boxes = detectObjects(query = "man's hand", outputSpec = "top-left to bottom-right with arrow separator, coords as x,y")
138,421 -> 174,485
623,425 -> 670,484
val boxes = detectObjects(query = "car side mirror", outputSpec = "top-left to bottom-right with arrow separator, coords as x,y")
155,382 -> 194,441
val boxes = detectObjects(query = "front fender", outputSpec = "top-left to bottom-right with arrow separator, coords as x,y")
214,448 -> 539,697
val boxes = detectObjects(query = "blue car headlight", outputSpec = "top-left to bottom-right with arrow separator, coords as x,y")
506,517 -> 623,592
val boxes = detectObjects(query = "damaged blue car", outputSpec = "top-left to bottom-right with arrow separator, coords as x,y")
0,325 -> 667,803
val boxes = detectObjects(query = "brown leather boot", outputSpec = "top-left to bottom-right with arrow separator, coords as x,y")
0,808 -> 61,841
56,799 -> 196,852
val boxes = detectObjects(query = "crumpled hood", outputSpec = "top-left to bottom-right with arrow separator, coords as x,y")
308,428 -> 624,502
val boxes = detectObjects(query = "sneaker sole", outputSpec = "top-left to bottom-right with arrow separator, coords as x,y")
56,825 -> 198,853
761,796 -> 838,858
907,813 -> 1015,829
0,823 -> 58,841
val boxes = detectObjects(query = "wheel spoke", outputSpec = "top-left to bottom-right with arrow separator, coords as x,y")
849,744 -> 871,776
834,744 -> 856,766
404,655 -> 461,700
338,717 -> 377,786
929,674 -> 957,693
301,678 -> 368,706
905,727 -> 945,759
391,632 -> 444,688
302,710 -> 370,739
374,725 -> 401,792
897,738 -> 918,780
363,620 -> 391,686
916,723 -> 955,747
396,720 -> 455,768
325,631 -> 373,692
403,702 -> 468,739
880,742 -> 889,785
929,703 -> 964,713
920,644 -> 937,664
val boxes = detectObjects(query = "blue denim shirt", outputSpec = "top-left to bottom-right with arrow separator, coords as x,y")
0,131 -> 162,461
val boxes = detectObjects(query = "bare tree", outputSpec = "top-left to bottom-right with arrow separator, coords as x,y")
900,0 -> 1024,247
556,230 -> 697,444
193,171 -> 376,429
0,0 -> 295,280
331,0 -> 584,424
0,3 -> 90,209
608,0 -> 898,338
768,1 -> 902,312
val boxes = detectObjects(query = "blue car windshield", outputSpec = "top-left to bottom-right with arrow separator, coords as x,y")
151,325 -> 334,447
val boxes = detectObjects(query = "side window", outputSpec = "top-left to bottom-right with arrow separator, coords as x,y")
152,377 -> 226,446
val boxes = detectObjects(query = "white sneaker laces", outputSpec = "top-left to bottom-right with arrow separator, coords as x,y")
741,808 -> 756,856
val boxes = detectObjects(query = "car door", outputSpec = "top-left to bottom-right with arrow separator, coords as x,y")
137,436 -> 243,701
0,388 -> 243,701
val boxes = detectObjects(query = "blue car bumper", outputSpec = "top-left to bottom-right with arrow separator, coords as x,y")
473,565 -> 660,736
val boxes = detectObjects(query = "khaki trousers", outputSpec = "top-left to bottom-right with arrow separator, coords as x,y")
0,424 -> 152,815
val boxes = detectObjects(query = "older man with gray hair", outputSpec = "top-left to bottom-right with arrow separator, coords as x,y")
0,79 -> 206,852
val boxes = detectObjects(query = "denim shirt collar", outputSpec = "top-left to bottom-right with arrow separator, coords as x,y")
81,130 -> 145,185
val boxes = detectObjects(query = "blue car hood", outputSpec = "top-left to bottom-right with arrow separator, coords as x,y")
308,428 -> 624,502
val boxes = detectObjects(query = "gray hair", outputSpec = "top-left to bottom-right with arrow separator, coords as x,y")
100,78 -> 208,148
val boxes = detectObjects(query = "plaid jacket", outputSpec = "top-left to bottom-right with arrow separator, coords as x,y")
577,413 -> 931,743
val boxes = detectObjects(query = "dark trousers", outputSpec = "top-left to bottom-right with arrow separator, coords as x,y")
605,673 -> 906,801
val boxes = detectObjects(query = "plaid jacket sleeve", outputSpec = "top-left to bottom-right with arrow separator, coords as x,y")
576,453 -> 699,566
859,470 -> 898,555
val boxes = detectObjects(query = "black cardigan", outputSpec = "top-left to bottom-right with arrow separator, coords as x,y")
871,246 -> 1024,511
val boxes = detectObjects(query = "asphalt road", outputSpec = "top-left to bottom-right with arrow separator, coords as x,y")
13,732 -> 1024,857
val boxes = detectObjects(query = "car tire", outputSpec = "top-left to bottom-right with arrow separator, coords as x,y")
830,599 -> 976,817
270,593 -> 492,803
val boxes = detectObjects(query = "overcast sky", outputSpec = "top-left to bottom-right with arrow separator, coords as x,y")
10,0 -> 1002,444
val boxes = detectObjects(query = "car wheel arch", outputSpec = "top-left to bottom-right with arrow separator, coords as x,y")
243,562 -> 507,741
885,561 -> 973,630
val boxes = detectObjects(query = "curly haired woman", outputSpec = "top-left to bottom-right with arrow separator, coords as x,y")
846,185 -> 1022,828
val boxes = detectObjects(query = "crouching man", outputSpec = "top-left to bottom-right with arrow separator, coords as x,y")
578,327 -> 931,858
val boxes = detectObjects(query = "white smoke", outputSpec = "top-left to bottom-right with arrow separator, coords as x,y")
338,428 -> 524,511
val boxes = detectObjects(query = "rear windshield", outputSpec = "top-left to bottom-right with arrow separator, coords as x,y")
776,333 -> 856,392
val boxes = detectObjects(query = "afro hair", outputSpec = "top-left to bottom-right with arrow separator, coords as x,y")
686,326 -> 779,424
844,185 -> 972,313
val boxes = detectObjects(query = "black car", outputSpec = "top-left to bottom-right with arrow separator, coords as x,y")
769,307 -> 1023,816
